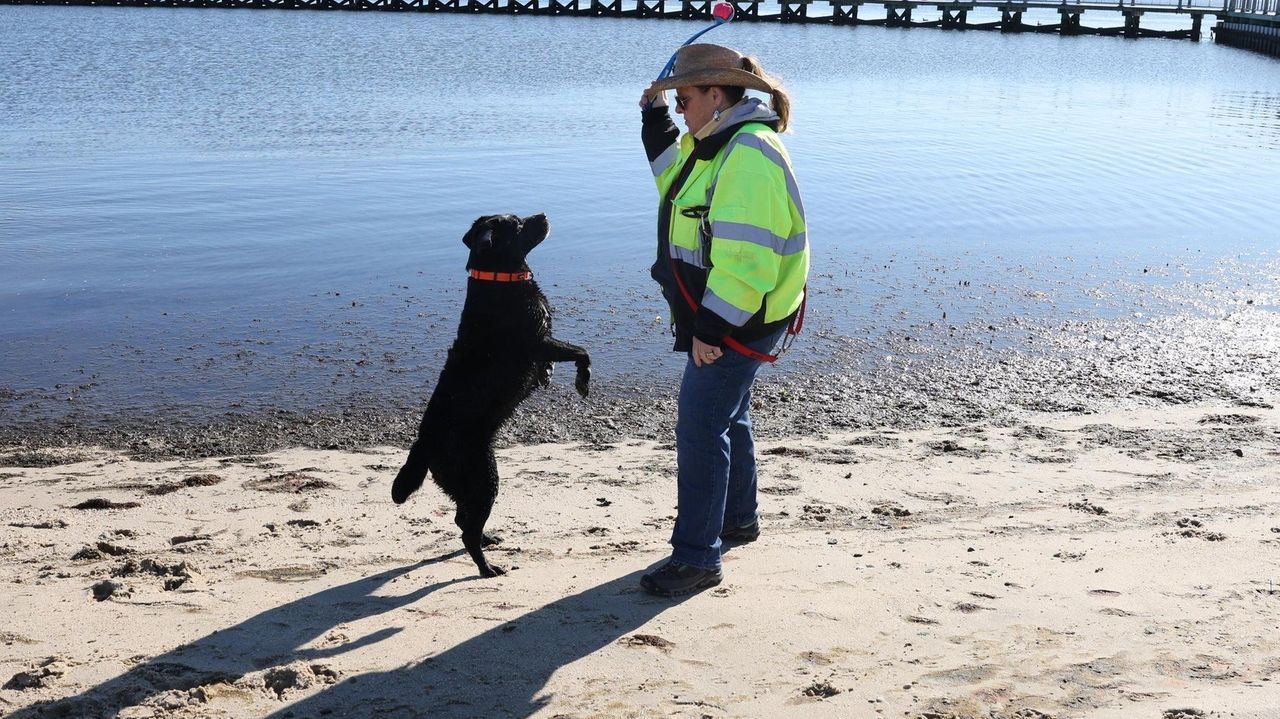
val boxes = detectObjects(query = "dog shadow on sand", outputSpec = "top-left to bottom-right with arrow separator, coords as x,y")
12,558 -> 684,718
9,558 -> 456,718
257,568 -> 685,719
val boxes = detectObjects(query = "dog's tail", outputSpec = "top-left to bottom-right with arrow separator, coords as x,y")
391,441 -> 430,504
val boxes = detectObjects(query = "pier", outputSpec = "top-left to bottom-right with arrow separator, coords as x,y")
1216,0 -> 1280,56
3,0 -> 1280,55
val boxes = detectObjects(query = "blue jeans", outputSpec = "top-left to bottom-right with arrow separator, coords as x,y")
670,328 -> 785,570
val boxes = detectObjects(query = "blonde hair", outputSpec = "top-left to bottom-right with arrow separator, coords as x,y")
721,55 -> 791,133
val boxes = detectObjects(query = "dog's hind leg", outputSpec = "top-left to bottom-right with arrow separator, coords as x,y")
456,447 -> 504,577
458,500 -> 504,577
454,505 -> 501,546
391,438 -> 431,505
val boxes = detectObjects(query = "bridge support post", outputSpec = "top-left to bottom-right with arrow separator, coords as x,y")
884,2 -> 911,25
781,0 -> 813,20
1190,12 -> 1203,41
729,0 -> 759,19
1000,6 -> 1023,32
635,0 -> 664,17
778,0 -> 808,20
939,5 -> 970,28
1058,7 -> 1081,34
831,0 -> 860,24
681,0 -> 709,18
1122,9 -> 1142,38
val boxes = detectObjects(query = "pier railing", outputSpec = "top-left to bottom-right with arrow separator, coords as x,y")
953,0 -> 1225,7
1078,0 -> 1222,6
4,0 -> 1277,54
1218,0 -> 1280,57
0,0 -> 1234,11
1225,0 -> 1279,14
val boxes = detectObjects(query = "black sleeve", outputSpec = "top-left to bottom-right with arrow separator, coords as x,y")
693,307 -> 734,348
641,105 -> 680,164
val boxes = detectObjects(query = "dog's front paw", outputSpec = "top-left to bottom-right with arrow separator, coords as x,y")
575,366 -> 591,398
480,563 -> 507,578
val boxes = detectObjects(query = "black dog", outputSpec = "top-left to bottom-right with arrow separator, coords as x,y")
391,213 -> 590,577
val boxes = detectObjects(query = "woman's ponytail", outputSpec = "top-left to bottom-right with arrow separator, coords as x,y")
740,56 -> 791,133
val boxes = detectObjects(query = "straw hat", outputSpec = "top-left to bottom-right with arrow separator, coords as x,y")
649,44 -> 777,94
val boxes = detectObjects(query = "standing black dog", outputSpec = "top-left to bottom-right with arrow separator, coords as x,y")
391,213 -> 590,577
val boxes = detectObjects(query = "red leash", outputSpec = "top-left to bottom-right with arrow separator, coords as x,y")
668,254 -> 803,364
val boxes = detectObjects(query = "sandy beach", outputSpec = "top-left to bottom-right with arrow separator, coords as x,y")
2,399 -> 1278,719
5,4 -> 1280,717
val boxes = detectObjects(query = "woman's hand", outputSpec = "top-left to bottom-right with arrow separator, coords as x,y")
640,84 -> 668,109
692,338 -> 723,367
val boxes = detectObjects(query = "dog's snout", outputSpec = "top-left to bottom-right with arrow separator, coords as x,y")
520,214 -> 550,245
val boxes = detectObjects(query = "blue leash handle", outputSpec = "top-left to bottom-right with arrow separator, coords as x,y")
656,20 -> 728,81
645,5 -> 734,109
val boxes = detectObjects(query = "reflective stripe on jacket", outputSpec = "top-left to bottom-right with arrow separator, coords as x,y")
643,97 -> 809,350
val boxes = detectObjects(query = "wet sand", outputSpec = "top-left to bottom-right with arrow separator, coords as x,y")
3,302 -> 1278,461
2,400 -> 1279,718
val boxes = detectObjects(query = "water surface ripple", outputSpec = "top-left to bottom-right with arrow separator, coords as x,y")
2,7 -> 1278,446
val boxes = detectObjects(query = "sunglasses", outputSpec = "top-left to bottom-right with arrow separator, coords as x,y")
674,94 -> 692,111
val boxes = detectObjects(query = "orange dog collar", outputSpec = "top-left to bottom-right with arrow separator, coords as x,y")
468,269 -> 532,282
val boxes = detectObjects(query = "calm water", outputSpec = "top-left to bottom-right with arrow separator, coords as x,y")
2,6 -> 1279,419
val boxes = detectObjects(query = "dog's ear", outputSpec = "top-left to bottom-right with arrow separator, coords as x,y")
462,217 -> 494,251
519,213 -> 550,250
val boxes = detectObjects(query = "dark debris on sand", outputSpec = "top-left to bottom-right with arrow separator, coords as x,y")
70,499 -> 141,511
1,310 -> 1277,463
1163,709 -> 1211,719
0,451 -> 93,468
147,473 -> 224,495
1067,500 -> 1108,516
801,680 -> 841,698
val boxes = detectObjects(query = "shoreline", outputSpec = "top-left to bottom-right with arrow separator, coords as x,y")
1,401 -> 1278,718
3,308 -> 1277,463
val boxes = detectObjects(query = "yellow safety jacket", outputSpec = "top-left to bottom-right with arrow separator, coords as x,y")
642,97 -> 809,352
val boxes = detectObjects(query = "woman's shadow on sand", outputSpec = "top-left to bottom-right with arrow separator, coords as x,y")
11,556 -> 682,719
258,567 -> 683,719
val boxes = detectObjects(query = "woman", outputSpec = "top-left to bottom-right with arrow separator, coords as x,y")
638,43 -> 809,597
